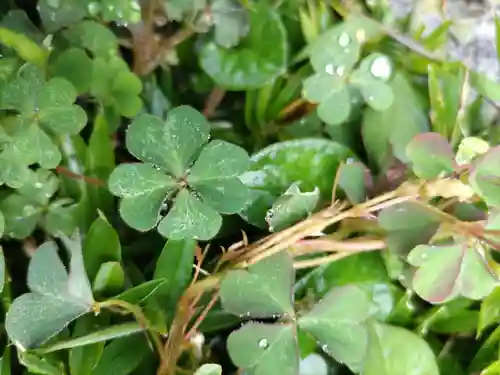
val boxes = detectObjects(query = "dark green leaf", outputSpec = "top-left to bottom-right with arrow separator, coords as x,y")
5,241 -> 93,350
199,2 -> 287,90
89,335 -> 150,375
39,322 -> 143,354
378,202 -> 441,255
479,286 -> 500,335
157,188 -> 222,240
93,262 -> 125,295
83,213 -> 122,281
337,161 -> 369,204
51,48 -> 92,93
298,285 -> 371,372
364,321 -> 439,375
37,0 -> 87,32
153,238 -> 195,306
241,139 -> 354,199
220,250 -> 295,318
227,322 -> 299,375
212,0 -> 249,49
69,316 -> 105,375
266,183 -> 319,232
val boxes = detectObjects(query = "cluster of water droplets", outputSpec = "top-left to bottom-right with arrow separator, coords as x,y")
324,32 -> 353,78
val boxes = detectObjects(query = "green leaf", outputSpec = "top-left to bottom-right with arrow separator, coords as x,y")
378,202 -> 441,255
113,279 -> 167,304
406,133 -> 456,179
50,48 -> 93,93
0,27 -> 47,65
5,241 -> 93,350
164,0 -> 206,21
227,322 -> 299,375
199,2 -> 287,90
478,287 -> 500,335
363,321 -> 439,375
188,140 -> 250,181
89,335 -> 151,375
469,71 -> 500,102
83,213 -> 122,282
90,57 -> 143,118
64,20 -> 118,58
187,140 -> 251,214
45,199 -> 78,237
310,25 -> 361,75
18,352 -> 64,375
316,85 -> 351,126
153,238 -> 195,306
2,192 -> 43,239
39,322 -> 143,354
194,364 -> 222,375
93,262 -> 125,295
108,163 -> 177,231
266,183 -> 319,232
0,248 -> 5,294
37,0 -> 87,32
241,139 -> 354,199
351,53 -> 394,111
427,64 -> 464,137
362,73 -> 429,171
212,0 -> 249,49
125,106 -> 210,177
69,316 -> 105,375
99,0 -> 142,24
158,188 -> 222,240
298,285 -> 371,372
238,189 -> 276,228
470,146 -> 500,207
407,244 -> 497,304
220,250 -> 295,318
337,161 -> 369,204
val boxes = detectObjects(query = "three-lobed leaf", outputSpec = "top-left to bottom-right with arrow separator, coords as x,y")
227,322 -> 299,375
6,239 -> 94,350
408,243 -> 498,304
298,285 -> 372,372
220,250 -> 295,318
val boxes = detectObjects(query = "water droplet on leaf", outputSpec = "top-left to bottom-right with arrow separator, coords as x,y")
325,63 -> 335,75
258,338 -> 269,349
336,65 -> 346,76
370,56 -> 392,81
338,32 -> 351,48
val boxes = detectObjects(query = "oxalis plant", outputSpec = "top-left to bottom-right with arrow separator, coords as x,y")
3,1 -> 500,375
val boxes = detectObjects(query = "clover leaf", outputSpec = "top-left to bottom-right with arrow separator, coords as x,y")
406,132 -> 456,179
108,105 -> 251,240
265,183 -> 319,232
470,146 -> 500,207
90,56 -> 143,118
1,169 -> 78,239
303,22 -> 394,125
211,0 -> 249,49
220,250 -> 295,318
298,285 -> 372,372
407,243 -> 498,304
227,322 -> 299,375
0,64 -> 87,182
6,238 -> 94,350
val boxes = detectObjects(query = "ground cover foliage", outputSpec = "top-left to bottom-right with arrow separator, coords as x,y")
3,0 -> 500,375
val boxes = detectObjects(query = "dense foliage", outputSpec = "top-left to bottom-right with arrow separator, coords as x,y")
3,0 -> 500,375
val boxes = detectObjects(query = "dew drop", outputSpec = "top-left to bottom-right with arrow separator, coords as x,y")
336,65 -> 346,76
321,344 -> 330,354
265,210 -> 274,221
325,63 -> 335,75
258,338 -> 269,349
338,32 -> 351,48
356,29 -> 366,42
88,2 -> 100,15
34,182 -> 43,188
370,56 -> 392,81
